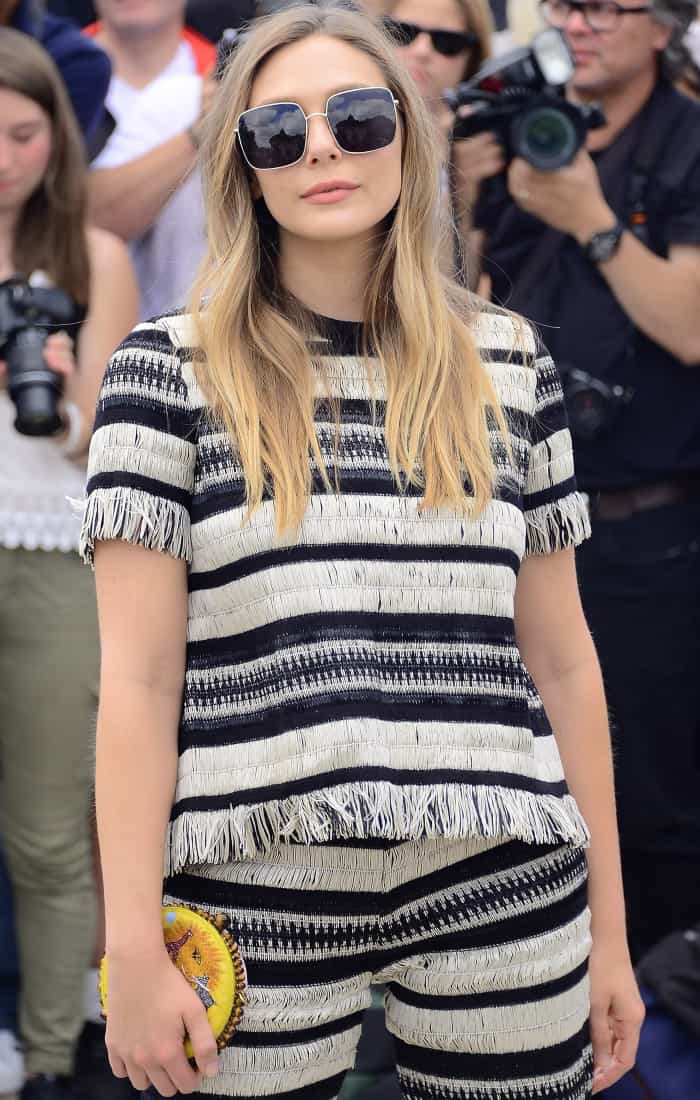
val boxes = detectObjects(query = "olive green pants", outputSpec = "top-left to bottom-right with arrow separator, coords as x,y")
0,547 -> 98,1076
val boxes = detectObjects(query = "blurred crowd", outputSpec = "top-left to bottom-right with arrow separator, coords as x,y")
0,2 -> 699,1099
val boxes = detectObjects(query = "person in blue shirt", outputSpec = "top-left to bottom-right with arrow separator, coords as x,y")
4,0 -> 111,141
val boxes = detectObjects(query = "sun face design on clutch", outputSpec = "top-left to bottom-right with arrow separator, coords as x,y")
99,905 -> 247,1057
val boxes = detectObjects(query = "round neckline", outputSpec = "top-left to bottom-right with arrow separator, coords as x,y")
312,312 -> 365,356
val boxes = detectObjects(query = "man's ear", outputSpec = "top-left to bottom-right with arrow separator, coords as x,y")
651,20 -> 674,54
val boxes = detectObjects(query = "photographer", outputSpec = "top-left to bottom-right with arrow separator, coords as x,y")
0,28 -> 136,1100
460,0 -> 700,963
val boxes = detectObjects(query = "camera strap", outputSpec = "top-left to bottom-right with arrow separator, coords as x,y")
624,84 -> 691,251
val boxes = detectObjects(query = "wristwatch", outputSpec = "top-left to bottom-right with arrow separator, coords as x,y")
583,221 -> 625,264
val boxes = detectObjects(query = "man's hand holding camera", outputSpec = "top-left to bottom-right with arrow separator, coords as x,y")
508,149 -> 616,245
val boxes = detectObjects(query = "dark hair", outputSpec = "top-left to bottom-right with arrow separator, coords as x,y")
0,27 -> 90,304
650,0 -> 698,80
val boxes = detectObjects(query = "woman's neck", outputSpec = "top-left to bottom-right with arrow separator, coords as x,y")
277,230 -> 381,322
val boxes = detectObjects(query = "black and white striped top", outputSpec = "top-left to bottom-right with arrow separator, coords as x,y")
80,309 -> 592,873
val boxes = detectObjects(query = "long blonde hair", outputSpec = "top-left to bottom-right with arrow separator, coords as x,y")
189,3 -> 509,535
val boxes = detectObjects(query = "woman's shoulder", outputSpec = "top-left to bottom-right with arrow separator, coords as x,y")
100,309 -> 202,415
469,302 -> 539,365
86,225 -> 139,314
86,225 -> 131,271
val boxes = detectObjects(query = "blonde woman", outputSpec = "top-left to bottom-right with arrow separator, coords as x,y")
80,5 -> 643,1099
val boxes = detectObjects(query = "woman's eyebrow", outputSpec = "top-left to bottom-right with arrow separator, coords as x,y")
253,83 -> 383,108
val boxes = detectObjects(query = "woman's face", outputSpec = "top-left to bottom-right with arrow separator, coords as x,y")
0,88 -> 52,215
247,35 -> 402,247
390,0 -> 474,104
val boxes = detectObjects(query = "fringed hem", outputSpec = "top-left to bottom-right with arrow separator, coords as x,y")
164,782 -> 590,875
525,491 -> 591,556
74,488 -> 192,568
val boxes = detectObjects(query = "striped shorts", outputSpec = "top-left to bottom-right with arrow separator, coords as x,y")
158,835 -> 593,1099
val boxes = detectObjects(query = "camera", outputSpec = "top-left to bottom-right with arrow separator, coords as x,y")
561,367 -> 633,441
0,276 -> 84,437
446,28 -> 605,171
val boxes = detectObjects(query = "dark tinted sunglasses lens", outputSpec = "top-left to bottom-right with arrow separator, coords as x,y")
384,18 -> 418,46
328,89 -> 396,154
431,30 -> 474,56
238,103 -> 306,169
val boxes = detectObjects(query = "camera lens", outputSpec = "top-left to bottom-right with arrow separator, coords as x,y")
512,105 -> 578,171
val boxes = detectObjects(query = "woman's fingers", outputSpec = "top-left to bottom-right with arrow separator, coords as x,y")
590,997 -> 614,1094
106,1051 -> 128,1080
183,1000 -> 219,1080
123,1060 -> 151,1093
142,1063 -> 179,1098
590,990 -> 645,1094
43,331 -> 76,377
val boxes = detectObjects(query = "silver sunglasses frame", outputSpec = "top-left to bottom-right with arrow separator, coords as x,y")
234,86 -> 400,171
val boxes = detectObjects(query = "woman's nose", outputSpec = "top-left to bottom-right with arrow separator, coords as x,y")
304,113 -> 340,164
406,31 -> 434,61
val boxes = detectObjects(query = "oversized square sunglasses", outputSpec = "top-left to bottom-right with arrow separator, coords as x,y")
383,17 -> 478,57
235,86 -> 399,171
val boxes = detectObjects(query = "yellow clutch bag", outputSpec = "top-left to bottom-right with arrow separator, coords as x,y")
99,905 -> 247,1058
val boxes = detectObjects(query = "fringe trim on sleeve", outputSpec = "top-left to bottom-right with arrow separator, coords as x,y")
525,491 -> 591,556
164,782 -> 591,875
75,488 -> 192,568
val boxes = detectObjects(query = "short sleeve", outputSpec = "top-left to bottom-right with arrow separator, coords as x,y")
79,321 -> 198,567
523,346 -> 591,556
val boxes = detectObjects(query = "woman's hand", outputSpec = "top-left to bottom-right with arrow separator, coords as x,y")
588,940 -> 645,1094
450,107 -> 506,214
105,945 -> 220,1097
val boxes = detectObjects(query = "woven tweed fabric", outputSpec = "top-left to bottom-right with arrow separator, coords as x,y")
80,310 -> 592,874
153,836 -> 592,1099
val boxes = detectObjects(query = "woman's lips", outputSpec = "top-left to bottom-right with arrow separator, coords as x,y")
302,182 -> 360,205
303,189 -> 357,205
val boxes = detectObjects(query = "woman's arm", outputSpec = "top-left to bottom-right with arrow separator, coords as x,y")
514,547 -> 645,1094
62,228 -> 139,457
93,539 -> 219,1093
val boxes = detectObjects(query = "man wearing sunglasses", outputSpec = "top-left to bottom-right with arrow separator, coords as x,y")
464,0 -> 700,969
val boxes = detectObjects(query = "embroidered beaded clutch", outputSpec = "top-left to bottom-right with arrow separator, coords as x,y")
99,905 -> 247,1057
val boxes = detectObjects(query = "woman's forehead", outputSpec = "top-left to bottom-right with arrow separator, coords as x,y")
249,35 -> 388,108
390,0 -> 468,32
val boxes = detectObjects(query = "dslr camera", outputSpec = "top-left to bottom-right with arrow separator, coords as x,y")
561,366 -> 634,442
446,28 -> 604,171
0,276 -> 84,437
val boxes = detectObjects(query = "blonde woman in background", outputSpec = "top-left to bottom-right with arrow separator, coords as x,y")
383,0 -> 492,147
381,0 -> 494,277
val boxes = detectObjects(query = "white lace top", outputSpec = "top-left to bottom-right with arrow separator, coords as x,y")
0,392 -> 85,553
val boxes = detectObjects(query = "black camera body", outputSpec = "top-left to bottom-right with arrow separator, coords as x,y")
561,367 -> 634,441
447,28 -> 605,171
0,277 -> 84,437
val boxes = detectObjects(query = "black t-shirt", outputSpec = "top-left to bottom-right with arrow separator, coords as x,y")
474,81 -> 700,491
